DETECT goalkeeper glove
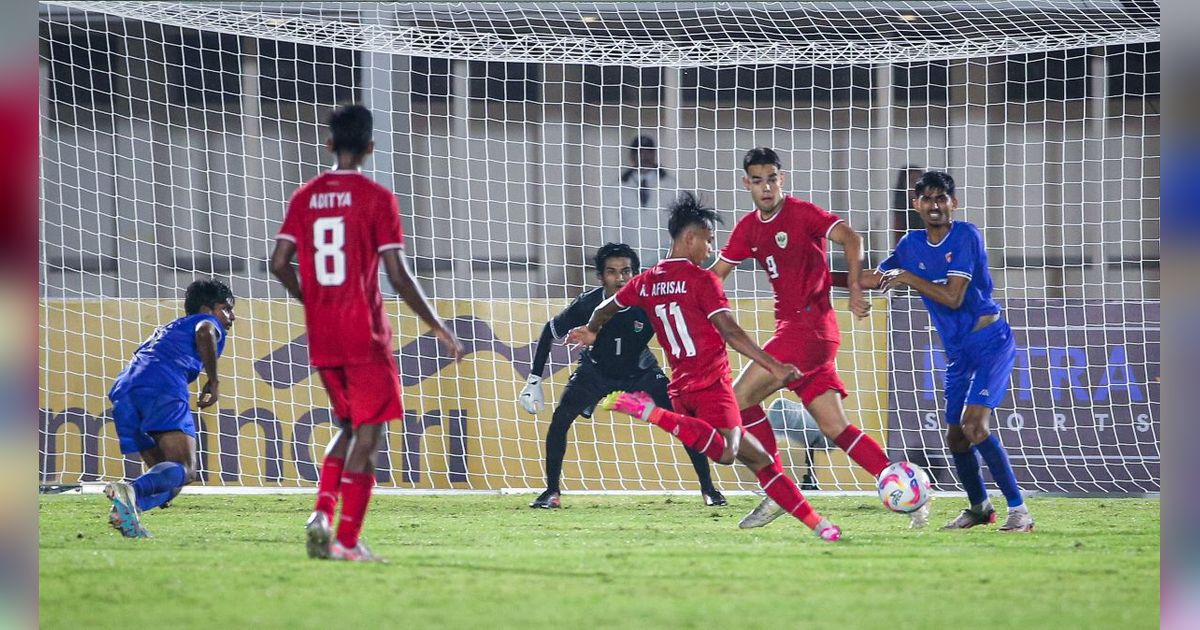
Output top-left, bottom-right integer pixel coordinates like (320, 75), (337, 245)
(518, 375), (545, 414)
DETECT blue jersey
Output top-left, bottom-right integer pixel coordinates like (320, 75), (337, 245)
(109, 313), (227, 401)
(878, 221), (1001, 354)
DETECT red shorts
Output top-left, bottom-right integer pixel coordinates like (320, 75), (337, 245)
(671, 378), (741, 430)
(317, 360), (404, 428)
(762, 323), (848, 407)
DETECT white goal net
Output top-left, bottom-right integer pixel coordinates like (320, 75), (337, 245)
(39, 1), (1160, 494)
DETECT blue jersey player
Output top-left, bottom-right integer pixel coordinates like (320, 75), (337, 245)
(869, 171), (1034, 532)
(104, 279), (236, 537)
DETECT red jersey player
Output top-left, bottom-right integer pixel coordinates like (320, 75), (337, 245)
(568, 192), (842, 542)
(709, 148), (923, 529)
(269, 104), (464, 562)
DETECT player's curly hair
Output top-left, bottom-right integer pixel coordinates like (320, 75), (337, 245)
(593, 243), (641, 275)
(742, 147), (783, 172)
(327, 103), (373, 155)
(185, 279), (235, 315)
(666, 191), (723, 239)
(914, 170), (957, 198)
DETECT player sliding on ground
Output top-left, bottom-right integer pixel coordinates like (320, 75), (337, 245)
(866, 170), (1034, 532)
(519, 242), (725, 509)
(104, 279), (236, 538)
(270, 104), (465, 561)
(568, 192), (842, 542)
(709, 148), (924, 528)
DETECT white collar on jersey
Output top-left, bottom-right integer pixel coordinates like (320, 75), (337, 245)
(755, 198), (789, 224)
(926, 220), (958, 248)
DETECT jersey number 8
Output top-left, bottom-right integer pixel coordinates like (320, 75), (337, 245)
(313, 216), (346, 286)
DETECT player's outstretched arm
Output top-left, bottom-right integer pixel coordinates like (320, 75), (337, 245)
(881, 271), (969, 309)
(528, 321), (556, 380)
(566, 296), (621, 347)
(828, 222), (870, 318)
(859, 270), (884, 290)
(269, 239), (303, 302)
(710, 311), (801, 384)
(518, 322), (556, 414)
(708, 258), (736, 281)
(194, 319), (222, 409)
(382, 249), (465, 361)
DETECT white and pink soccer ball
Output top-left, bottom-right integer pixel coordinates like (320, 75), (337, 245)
(876, 461), (933, 513)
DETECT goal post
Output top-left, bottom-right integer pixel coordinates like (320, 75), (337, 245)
(39, 1), (1160, 494)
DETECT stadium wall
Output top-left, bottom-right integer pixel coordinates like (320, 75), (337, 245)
(38, 296), (892, 490)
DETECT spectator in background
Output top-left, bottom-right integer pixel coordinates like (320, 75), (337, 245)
(614, 134), (676, 266)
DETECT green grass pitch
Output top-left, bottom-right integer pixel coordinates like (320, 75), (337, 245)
(39, 494), (1159, 629)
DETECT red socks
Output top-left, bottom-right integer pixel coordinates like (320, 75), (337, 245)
(647, 408), (727, 462)
(335, 471), (375, 548)
(740, 405), (781, 468)
(833, 424), (890, 477)
(314, 456), (344, 520)
(755, 464), (821, 529)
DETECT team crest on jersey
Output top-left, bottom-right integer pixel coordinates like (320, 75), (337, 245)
(945, 252), (953, 263)
(633, 321), (644, 332)
(775, 231), (788, 249)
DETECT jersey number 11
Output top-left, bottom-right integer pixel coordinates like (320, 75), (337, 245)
(654, 302), (696, 358)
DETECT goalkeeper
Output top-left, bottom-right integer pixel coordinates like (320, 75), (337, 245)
(518, 243), (724, 508)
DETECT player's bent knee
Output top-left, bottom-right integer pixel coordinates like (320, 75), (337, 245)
(548, 409), (577, 432)
(947, 437), (972, 454)
(735, 450), (770, 471)
(945, 427), (971, 453)
(819, 415), (850, 438)
(963, 423), (990, 445)
(733, 439), (772, 471)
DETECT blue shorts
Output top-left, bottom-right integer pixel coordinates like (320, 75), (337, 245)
(110, 388), (196, 454)
(943, 319), (1016, 425)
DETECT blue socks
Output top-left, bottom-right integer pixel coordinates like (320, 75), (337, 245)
(135, 486), (183, 512)
(131, 462), (188, 511)
(951, 449), (988, 507)
(975, 434), (1024, 508)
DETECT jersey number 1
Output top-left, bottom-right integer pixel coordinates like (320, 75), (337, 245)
(313, 217), (346, 286)
(654, 302), (696, 358)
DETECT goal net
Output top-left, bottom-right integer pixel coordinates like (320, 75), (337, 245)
(39, 1), (1160, 495)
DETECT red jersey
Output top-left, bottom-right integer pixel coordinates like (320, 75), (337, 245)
(718, 195), (843, 341)
(278, 170), (405, 367)
(614, 258), (732, 396)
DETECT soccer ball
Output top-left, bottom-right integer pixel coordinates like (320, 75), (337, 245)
(876, 461), (932, 513)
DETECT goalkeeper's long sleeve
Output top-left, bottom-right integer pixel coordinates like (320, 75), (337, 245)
(529, 321), (556, 378)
